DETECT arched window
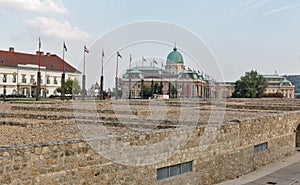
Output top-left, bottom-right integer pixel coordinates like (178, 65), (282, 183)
(296, 124), (300, 147)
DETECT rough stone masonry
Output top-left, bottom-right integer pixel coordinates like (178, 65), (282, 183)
(1, 98), (300, 185)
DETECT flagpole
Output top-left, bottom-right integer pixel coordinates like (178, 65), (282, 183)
(100, 49), (104, 100)
(141, 56), (145, 99)
(160, 61), (163, 95)
(36, 37), (41, 101)
(115, 53), (119, 99)
(82, 47), (86, 100)
(61, 41), (65, 100)
(151, 60), (154, 97)
(142, 56), (144, 71)
(129, 54), (132, 70)
(129, 54), (132, 100)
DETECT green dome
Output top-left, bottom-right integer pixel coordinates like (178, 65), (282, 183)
(167, 47), (184, 64)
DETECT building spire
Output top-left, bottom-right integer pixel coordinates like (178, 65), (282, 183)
(173, 42), (177, 51)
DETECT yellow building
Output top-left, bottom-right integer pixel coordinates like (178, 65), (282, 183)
(263, 74), (295, 99)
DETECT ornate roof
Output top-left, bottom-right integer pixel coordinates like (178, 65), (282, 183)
(166, 47), (184, 64)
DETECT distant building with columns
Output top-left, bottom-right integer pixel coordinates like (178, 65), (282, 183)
(219, 74), (295, 99)
(121, 47), (216, 99)
(263, 74), (295, 98)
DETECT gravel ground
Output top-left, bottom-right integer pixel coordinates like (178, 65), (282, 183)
(0, 99), (296, 146)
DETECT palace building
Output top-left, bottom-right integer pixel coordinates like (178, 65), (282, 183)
(263, 74), (295, 98)
(121, 47), (216, 99)
(220, 74), (295, 99)
(0, 47), (80, 98)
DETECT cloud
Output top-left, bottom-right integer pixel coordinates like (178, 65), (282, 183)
(236, 0), (270, 15)
(246, 0), (270, 10)
(26, 17), (92, 41)
(0, 0), (68, 14)
(262, 3), (300, 16)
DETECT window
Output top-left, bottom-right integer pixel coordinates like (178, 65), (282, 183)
(3, 74), (7, 83)
(54, 77), (58, 84)
(12, 74), (16, 83)
(131, 91), (135, 97)
(21, 74), (26, 83)
(254, 142), (268, 154)
(30, 75), (35, 84)
(47, 77), (50, 84)
(157, 161), (193, 180)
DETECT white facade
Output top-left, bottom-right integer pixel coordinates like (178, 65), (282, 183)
(0, 64), (79, 97)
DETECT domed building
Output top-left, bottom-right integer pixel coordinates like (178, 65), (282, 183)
(165, 47), (185, 74)
(121, 46), (216, 99)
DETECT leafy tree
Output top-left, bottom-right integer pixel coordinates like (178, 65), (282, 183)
(153, 83), (162, 95)
(232, 70), (268, 98)
(170, 84), (178, 98)
(56, 78), (81, 95)
(142, 85), (152, 99)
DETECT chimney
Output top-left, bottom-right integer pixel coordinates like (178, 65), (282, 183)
(46, 52), (51, 56)
(36, 51), (44, 55)
(9, 47), (14, 52)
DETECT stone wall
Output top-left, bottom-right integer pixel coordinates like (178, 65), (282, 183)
(1, 110), (300, 184)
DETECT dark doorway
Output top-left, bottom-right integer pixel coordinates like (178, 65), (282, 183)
(296, 124), (300, 147)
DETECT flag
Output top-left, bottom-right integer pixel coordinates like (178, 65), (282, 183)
(84, 45), (89, 53)
(102, 49), (105, 57)
(63, 41), (67, 52)
(153, 59), (157, 65)
(142, 56), (147, 62)
(117, 51), (122, 58)
(38, 37), (41, 50)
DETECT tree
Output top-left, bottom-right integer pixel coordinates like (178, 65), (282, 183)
(142, 85), (152, 99)
(232, 70), (268, 98)
(170, 84), (178, 98)
(56, 78), (81, 95)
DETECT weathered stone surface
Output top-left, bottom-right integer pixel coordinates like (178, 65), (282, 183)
(0, 99), (300, 184)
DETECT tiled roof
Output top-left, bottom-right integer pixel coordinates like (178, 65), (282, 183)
(0, 49), (80, 73)
(263, 75), (285, 79)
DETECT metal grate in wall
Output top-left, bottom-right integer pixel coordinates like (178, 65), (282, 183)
(254, 142), (268, 154)
(157, 161), (193, 180)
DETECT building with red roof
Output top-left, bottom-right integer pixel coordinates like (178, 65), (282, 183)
(0, 47), (80, 97)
